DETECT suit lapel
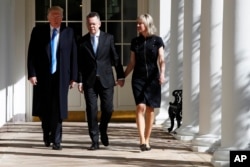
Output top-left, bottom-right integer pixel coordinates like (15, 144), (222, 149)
(86, 33), (93, 51)
(46, 25), (51, 61)
(97, 31), (104, 57)
(58, 26), (65, 54)
(85, 33), (96, 58)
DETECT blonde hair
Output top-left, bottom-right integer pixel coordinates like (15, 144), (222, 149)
(138, 14), (157, 35)
(47, 6), (63, 17)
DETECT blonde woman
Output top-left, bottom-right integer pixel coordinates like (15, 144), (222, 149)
(125, 14), (165, 151)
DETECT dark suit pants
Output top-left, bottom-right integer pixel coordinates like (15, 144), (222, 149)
(40, 72), (62, 145)
(84, 78), (114, 144)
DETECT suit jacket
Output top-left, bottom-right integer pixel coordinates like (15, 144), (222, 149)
(27, 24), (78, 119)
(78, 31), (124, 88)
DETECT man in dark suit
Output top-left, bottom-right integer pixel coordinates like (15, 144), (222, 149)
(78, 12), (125, 150)
(27, 6), (78, 150)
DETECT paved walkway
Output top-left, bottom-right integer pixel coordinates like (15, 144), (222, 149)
(0, 122), (213, 167)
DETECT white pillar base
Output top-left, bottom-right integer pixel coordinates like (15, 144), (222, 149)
(192, 134), (220, 152)
(174, 125), (198, 141)
(211, 147), (230, 167)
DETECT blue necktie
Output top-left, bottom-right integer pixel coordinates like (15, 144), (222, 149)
(92, 36), (98, 54)
(51, 28), (57, 74)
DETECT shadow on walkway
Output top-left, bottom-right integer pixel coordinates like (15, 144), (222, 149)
(0, 122), (213, 167)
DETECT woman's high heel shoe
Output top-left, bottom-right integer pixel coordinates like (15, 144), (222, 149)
(140, 144), (146, 151)
(145, 146), (151, 151)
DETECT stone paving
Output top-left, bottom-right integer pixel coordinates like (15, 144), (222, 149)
(0, 122), (213, 167)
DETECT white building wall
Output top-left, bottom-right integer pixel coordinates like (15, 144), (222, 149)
(0, 0), (26, 127)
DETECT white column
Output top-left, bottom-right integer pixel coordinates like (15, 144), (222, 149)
(0, 0), (10, 126)
(149, 0), (172, 125)
(212, 0), (250, 166)
(163, 0), (184, 130)
(175, 0), (201, 140)
(168, 0), (184, 95)
(192, 0), (223, 152)
(25, 0), (36, 121)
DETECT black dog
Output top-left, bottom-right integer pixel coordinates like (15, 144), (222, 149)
(168, 90), (182, 133)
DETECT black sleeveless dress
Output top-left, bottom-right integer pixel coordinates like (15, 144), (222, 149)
(130, 35), (164, 108)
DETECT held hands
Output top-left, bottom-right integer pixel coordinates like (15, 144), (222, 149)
(77, 79), (125, 93)
(69, 80), (76, 89)
(78, 83), (83, 93)
(116, 79), (125, 87)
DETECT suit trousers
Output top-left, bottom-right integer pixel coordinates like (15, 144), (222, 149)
(84, 77), (114, 144)
(40, 72), (62, 145)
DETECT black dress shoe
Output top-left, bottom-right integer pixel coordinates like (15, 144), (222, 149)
(87, 144), (99, 150)
(44, 137), (51, 147)
(52, 143), (62, 150)
(168, 127), (172, 133)
(43, 135), (51, 147)
(101, 133), (109, 146)
(44, 141), (51, 147)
